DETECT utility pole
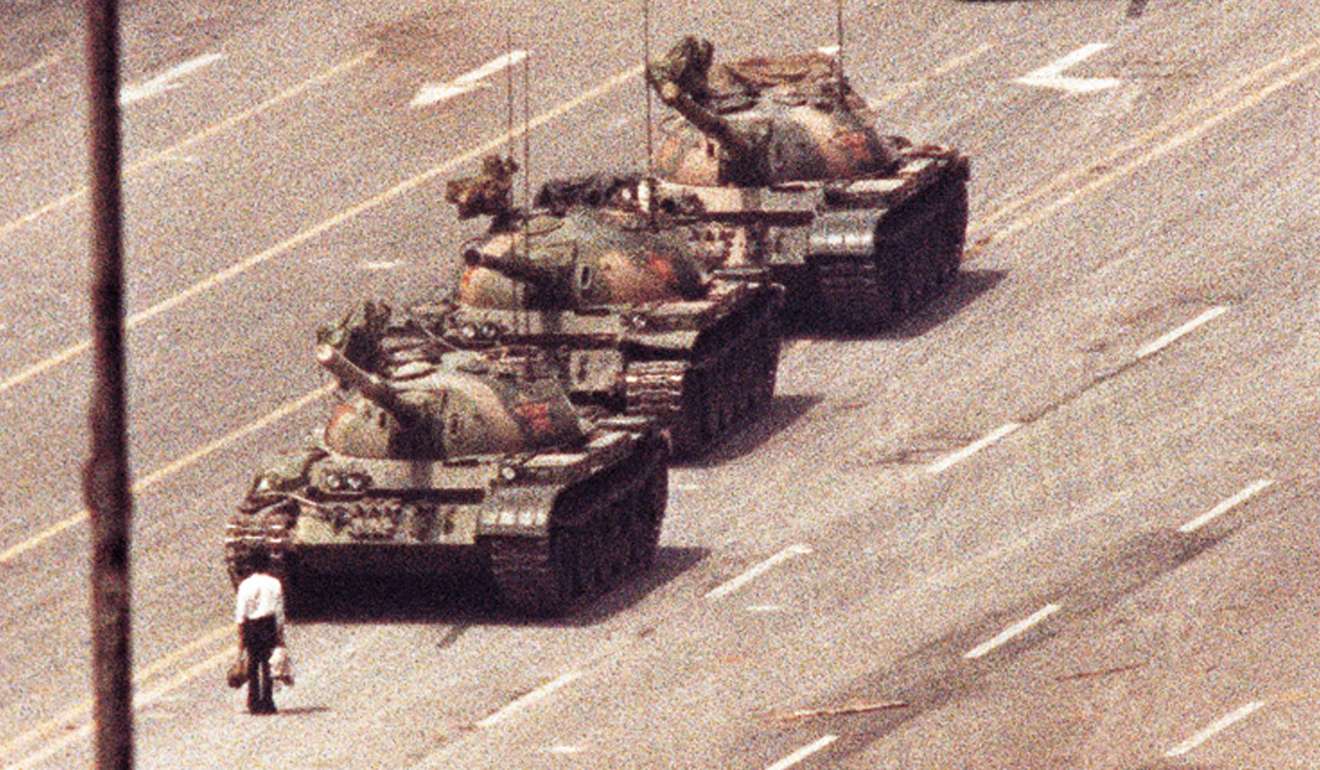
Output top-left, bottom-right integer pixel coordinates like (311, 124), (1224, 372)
(83, 0), (135, 767)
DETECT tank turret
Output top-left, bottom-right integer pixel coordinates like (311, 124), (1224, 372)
(646, 35), (901, 187)
(316, 344), (423, 424)
(454, 208), (709, 310)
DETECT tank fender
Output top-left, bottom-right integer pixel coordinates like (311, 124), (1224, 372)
(808, 209), (885, 260)
(478, 483), (559, 537)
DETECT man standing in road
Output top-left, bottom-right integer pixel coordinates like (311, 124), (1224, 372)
(234, 550), (284, 714)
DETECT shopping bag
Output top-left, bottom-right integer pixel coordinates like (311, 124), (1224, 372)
(270, 645), (295, 687)
(226, 649), (248, 689)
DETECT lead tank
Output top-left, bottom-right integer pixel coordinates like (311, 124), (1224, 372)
(223, 342), (669, 616)
(542, 36), (970, 330)
(417, 161), (784, 457)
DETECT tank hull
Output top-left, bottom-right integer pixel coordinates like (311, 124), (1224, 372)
(224, 416), (669, 616)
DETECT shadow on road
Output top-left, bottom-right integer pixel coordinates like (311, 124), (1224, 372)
(291, 545), (708, 628)
(269, 705), (332, 717)
(784, 268), (1007, 341)
(680, 393), (824, 469)
(747, 525), (1237, 765)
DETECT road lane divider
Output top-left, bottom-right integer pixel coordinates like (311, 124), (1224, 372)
(0, 49), (374, 245)
(411, 50), (527, 108)
(0, 625), (232, 765)
(975, 45), (1320, 249)
(0, 63), (641, 397)
(973, 36), (1320, 237)
(1135, 306), (1227, 360)
(927, 422), (1021, 475)
(705, 544), (813, 600)
(0, 383), (333, 565)
(473, 671), (584, 729)
(765, 735), (838, 770)
(964, 603), (1061, 659)
(1164, 700), (1265, 758)
(1178, 479), (1274, 534)
(119, 53), (225, 106)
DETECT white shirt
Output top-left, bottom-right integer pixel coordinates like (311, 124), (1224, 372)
(234, 572), (285, 629)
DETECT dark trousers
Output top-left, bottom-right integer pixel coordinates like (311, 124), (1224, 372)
(241, 614), (278, 713)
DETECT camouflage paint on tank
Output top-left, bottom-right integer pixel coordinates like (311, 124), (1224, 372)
(647, 38), (899, 187)
(456, 208), (708, 310)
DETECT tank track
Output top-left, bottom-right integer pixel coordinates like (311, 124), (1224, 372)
(484, 434), (669, 615)
(622, 303), (780, 457)
(814, 168), (968, 330)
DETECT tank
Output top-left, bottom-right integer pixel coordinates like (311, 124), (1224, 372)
(543, 35), (970, 330)
(415, 163), (784, 457)
(223, 342), (669, 616)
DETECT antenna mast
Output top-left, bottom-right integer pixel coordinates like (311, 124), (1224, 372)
(505, 27), (515, 161)
(835, 0), (845, 95)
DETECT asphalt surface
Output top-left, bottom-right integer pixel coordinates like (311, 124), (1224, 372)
(1, 0), (1317, 767)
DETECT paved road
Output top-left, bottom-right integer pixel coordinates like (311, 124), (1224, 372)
(0, 0), (1317, 767)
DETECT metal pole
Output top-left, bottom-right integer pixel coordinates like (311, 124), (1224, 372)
(83, 1), (135, 768)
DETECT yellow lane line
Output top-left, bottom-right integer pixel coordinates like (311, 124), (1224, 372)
(0, 54), (62, 91)
(0, 625), (231, 762)
(0, 49), (375, 243)
(0, 63), (642, 399)
(876, 43), (994, 104)
(0, 383), (333, 566)
(6, 643), (236, 770)
(983, 47), (1320, 245)
(972, 37), (1320, 236)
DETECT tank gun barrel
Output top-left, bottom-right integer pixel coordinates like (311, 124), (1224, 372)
(315, 344), (420, 422)
(645, 66), (755, 163)
(465, 249), (572, 296)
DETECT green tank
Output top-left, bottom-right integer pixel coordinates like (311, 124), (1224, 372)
(541, 35), (970, 330)
(419, 167), (784, 457)
(223, 342), (669, 616)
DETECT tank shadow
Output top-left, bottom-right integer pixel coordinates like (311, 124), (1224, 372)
(290, 546), (708, 628)
(783, 268), (1006, 341)
(747, 525), (1236, 765)
(680, 393), (824, 469)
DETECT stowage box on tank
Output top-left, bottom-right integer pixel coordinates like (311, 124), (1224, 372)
(224, 342), (669, 616)
(543, 35), (971, 331)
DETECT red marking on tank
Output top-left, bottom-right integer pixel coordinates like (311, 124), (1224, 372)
(647, 253), (677, 287)
(831, 130), (873, 169)
(513, 400), (554, 436)
(326, 401), (356, 433)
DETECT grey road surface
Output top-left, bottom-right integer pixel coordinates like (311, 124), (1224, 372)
(0, 0), (1316, 767)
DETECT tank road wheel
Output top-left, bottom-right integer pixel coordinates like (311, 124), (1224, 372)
(487, 530), (574, 616)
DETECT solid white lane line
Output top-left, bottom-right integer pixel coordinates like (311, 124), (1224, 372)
(474, 671), (583, 729)
(1135, 306), (1227, 359)
(1164, 700), (1265, 758)
(705, 544), (812, 600)
(1178, 479), (1275, 533)
(411, 50), (528, 108)
(927, 422), (1022, 475)
(964, 604), (1061, 659)
(1014, 43), (1121, 94)
(0, 54), (62, 90)
(120, 53), (225, 105)
(765, 735), (838, 770)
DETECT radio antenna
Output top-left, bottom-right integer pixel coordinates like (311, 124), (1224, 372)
(642, 0), (656, 223)
(835, 0), (846, 96)
(505, 27), (515, 161)
(520, 51), (532, 335)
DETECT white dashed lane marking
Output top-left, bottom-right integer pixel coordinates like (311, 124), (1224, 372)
(765, 735), (838, 770)
(705, 544), (812, 601)
(120, 53), (225, 105)
(927, 422), (1021, 474)
(1014, 43), (1121, 94)
(474, 671), (583, 729)
(411, 50), (528, 108)
(964, 604), (1061, 660)
(1165, 701), (1265, 758)
(1178, 479), (1274, 533)
(1135, 306), (1227, 359)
